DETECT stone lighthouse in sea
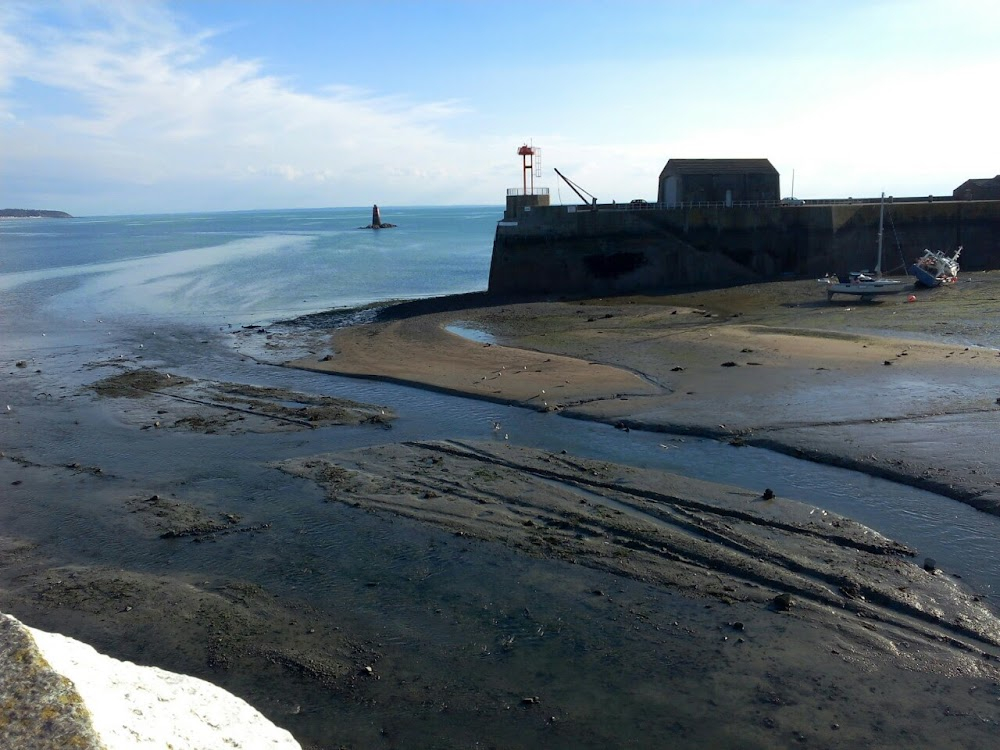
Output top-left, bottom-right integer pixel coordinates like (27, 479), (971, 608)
(365, 204), (396, 229)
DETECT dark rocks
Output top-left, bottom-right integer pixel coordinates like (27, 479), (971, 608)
(923, 557), (938, 573)
(761, 488), (775, 500)
(772, 593), (794, 611)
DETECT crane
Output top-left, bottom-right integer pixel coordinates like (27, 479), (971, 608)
(553, 168), (597, 207)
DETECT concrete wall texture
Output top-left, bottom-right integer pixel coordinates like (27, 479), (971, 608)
(488, 199), (1000, 297)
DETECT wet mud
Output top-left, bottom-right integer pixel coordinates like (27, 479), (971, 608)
(6, 278), (1000, 748)
(279, 440), (1000, 656)
(88, 366), (395, 434)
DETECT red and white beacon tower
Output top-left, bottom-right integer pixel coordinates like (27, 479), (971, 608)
(517, 144), (540, 194)
(505, 144), (550, 220)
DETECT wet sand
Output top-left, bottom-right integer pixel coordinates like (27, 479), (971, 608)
(289, 276), (1000, 513)
(4, 276), (1000, 748)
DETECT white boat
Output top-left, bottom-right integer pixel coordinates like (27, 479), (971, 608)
(822, 193), (906, 302)
(910, 246), (961, 288)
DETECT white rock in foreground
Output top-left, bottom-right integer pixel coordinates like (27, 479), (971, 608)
(4, 613), (301, 749)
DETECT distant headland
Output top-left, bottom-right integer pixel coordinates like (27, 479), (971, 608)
(0, 208), (73, 219)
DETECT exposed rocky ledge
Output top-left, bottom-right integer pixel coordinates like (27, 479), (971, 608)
(0, 612), (301, 749)
(0, 208), (73, 219)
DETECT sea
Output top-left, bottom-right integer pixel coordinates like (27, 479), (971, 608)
(0, 205), (499, 333)
(3, 206), (1000, 745)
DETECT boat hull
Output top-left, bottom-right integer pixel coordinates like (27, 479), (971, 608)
(826, 280), (906, 301)
(910, 263), (942, 288)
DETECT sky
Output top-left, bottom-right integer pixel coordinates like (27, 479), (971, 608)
(1, 0), (998, 216)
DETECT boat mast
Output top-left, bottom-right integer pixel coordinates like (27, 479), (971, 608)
(876, 192), (885, 276)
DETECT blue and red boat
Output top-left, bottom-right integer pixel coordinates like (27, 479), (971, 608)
(910, 247), (961, 288)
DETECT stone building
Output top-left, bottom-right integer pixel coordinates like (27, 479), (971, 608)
(657, 158), (779, 206)
(954, 176), (1000, 200)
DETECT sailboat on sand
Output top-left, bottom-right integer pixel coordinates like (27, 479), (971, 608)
(822, 193), (906, 302)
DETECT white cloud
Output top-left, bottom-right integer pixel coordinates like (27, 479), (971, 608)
(0, 1), (487, 213)
(1, 0), (997, 214)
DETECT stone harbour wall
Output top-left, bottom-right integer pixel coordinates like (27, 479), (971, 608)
(488, 199), (1000, 297)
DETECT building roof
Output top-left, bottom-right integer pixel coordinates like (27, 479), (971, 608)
(955, 175), (1000, 189)
(659, 158), (777, 179)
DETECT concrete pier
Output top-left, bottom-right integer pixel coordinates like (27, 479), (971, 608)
(488, 198), (1000, 297)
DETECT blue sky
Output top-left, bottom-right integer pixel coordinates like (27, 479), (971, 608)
(1, 0), (998, 215)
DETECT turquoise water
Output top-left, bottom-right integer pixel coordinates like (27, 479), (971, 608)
(0, 206), (500, 328)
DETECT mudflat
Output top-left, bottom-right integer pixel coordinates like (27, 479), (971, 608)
(4, 275), (1000, 749)
(291, 275), (1000, 512)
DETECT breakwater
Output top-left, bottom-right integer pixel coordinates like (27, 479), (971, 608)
(489, 198), (1000, 296)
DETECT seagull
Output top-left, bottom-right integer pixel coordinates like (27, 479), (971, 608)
(492, 421), (501, 431)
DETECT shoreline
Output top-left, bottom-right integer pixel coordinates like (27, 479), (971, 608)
(286, 277), (1000, 516)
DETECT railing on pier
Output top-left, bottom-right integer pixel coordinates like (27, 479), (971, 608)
(506, 187), (550, 197)
(591, 196), (955, 211)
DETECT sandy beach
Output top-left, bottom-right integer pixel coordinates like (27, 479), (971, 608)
(290, 276), (1000, 513)
(5, 275), (1000, 748)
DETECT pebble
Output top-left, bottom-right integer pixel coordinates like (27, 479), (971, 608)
(772, 593), (794, 611)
